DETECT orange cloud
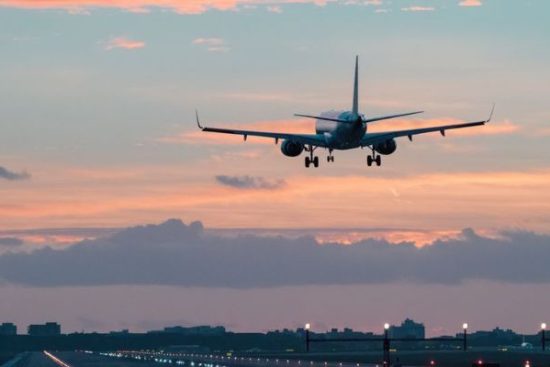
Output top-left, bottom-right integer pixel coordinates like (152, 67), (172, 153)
(0, 0), (332, 14)
(105, 36), (145, 50)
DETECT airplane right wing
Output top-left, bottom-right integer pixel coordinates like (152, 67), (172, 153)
(360, 106), (495, 147)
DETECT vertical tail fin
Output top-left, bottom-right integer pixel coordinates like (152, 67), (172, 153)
(352, 55), (359, 116)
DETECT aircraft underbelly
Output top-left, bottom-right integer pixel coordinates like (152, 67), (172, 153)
(316, 121), (365, 150)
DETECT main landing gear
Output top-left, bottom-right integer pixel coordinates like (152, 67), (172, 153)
(367, 148), (382, 167)
(305, 145), (319, 168)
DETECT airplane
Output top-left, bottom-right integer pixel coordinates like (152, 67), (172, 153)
(196, 56), (494, 168)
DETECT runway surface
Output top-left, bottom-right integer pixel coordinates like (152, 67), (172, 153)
(3, 351), (161, 366)
(3, 351), (376, 367)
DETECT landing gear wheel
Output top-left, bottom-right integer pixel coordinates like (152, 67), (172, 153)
(305, 157), (310, 168)
(327, 156), (331, 163)
(313, 156), (319, 168)
(367, 155), (373, 166)
(376, 155), (381, 166)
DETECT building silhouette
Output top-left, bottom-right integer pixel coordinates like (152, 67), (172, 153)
(27, 322), (61, 336)
(152, 326), (226, 336)
(389, 319), (425, 339)
(0, 323), (17, 336)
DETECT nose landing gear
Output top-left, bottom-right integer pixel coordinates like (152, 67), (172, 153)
(327, 149), (335, 163)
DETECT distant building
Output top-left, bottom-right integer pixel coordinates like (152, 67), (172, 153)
(28, 322), (61, 336)
(0, 323), (17, 335)
(389, 319), (425, 339)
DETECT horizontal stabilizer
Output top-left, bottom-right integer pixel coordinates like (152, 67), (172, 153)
(363, 111), (424, 123)
(294, 114), (349, 123)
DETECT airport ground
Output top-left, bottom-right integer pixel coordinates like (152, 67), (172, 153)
(3, 349), (550, 367)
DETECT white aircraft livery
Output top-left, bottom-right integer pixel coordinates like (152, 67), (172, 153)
(196, 56), (494, 168)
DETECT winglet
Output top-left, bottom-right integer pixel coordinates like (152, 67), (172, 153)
(486, 103), (495, 123)
(196, 109), (204, 130)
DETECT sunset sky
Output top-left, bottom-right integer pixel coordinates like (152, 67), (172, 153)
(0, 0), (549, 335)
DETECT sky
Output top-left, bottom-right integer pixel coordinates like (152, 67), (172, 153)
(0, 0), (549, 335)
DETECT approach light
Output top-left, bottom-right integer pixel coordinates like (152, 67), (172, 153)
(463, 323), (469, 330)
(541, 323), (547, 330)
(384, 323), (390, 330)
(305, 323), (311, 330)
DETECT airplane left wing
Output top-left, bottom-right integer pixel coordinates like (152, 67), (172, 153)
(196, 111), (328, 147)
(360, 106), (494, 147)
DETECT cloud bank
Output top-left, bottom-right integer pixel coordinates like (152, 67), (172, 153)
(0, 237), (23, 247)
(0, 219), (549, 288)
(0, 166), (30, 181)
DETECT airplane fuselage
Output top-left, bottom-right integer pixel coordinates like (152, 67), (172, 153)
(315, 111), (367, 150)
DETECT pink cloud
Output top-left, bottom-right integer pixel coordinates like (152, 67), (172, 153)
(267, 5), (282, 13)
(401, 6), (435, 12)
(459, 0), (482, 6)
(0, 0), (332, 14)
(105, 36), (145, 50)
(192, 38), (230, 52)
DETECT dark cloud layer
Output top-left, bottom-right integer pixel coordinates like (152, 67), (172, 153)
(215, 175), (286, 189)
(0, 166), (30, 181)
(0, 220), (549, 288)
(0, 237), (23, 247)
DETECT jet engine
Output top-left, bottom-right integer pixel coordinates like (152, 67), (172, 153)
(373, 139), (397, 155)
(281, 140), (304, 157)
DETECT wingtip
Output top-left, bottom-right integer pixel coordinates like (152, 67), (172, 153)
(487, 103), (496, 123)
(195, 109), (204, 129)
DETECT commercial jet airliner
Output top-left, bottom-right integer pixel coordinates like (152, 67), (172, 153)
(196, 57), (494, 168)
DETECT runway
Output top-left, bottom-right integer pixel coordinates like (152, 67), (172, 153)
(2, 351), (378, 367)
(2, 351), (159, 367)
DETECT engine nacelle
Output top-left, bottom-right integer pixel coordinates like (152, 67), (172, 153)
(280, 140), (304, 157)
(373, 139), (397, 155)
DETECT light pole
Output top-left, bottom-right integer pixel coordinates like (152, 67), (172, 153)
(541, 323), (546, 352)
(383, 323), (391, 367)
(462, 323), (468, 351)
(305, 323), (311, 353)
